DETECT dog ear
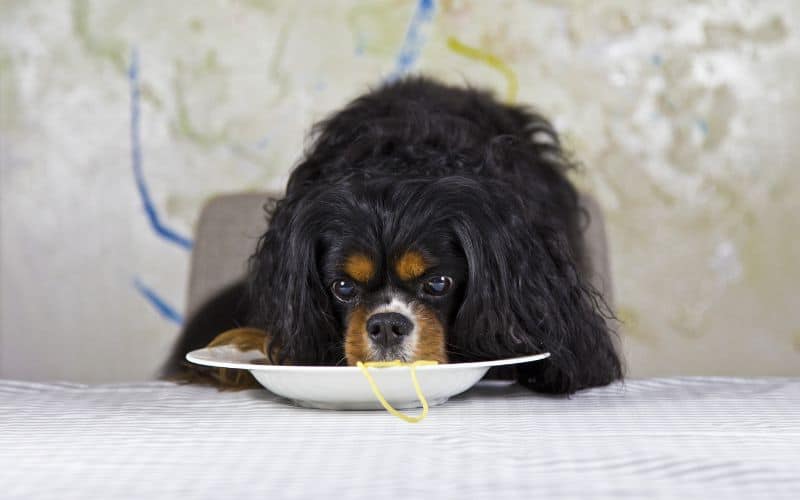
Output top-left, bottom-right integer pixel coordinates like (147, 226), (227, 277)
(438, 174), (622, 394)
(247, 191), (341, 365)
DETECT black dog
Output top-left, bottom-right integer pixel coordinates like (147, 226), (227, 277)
(165, 77), (623, 394)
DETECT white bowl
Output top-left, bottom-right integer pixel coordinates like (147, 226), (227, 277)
(187, 347), (550, 410)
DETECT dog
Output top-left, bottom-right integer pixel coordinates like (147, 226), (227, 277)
(164, 77), (623, 394)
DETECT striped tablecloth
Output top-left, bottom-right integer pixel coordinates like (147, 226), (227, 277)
(1, 378), (798, 499)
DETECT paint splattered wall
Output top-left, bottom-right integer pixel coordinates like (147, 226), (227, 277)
(1, 0), (798, 382)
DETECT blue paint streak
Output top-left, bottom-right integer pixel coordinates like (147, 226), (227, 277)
(354, 32), (366, 56)
(386, 0), (436, 82)
(133, 278), (184, 325)
(128, 48), (193, 251)
(650, 53), (663, 66)
(696, 118), (709, 135)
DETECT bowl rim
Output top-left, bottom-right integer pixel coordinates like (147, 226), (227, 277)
(186, 348), (550, 373)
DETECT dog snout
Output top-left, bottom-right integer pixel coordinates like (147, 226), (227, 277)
(366, 312), (413, 346)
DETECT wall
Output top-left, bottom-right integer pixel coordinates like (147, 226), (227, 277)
(1, 0), (798, 382)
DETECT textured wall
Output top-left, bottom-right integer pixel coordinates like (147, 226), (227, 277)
(1, 0), (798, 382)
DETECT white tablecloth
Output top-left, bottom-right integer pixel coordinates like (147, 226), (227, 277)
(1, 377), (798, 499)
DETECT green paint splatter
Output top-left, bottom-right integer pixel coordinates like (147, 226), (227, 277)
(227, 143), (273, 167)
(0, 52), (11, 75)
(616, 305), (639, 329)
(139, 82), (164, 110)
(241, 0), (277, 13)
(203, 50), (219, 72)
(189, 18), (204, 33)
(347, 0), (408, 56)
(71, 0), (127, 72)
(171, 60), (230, 148)
(668, 306), (708, 339)
(70, 0), (166, 111)
(616, 305), (657, 345)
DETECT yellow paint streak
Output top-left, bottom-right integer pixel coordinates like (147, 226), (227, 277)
(395, 250), (428, 281)
(446, 36), (519, 103)
(345, 253), (375, 283)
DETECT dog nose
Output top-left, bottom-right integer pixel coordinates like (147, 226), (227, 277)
(366, 313), (413, 344)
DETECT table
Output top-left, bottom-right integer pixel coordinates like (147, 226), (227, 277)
(1, 378), (798, 499)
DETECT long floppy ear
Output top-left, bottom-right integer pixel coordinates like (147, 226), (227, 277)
(247, 190), (341, 365)
(437, 175), (622, 394)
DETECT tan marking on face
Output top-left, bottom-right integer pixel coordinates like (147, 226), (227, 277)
(412, 304), (448, 364)
(395, 250), (428, 281)
(344, 306), (369, 365)
(344, 253), (375, 283)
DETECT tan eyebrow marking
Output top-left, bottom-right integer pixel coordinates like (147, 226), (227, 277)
(344, 253), (375, 283)
(395, 250), (428, 281)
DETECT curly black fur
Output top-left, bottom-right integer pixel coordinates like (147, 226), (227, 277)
(169, 77), (623, 394)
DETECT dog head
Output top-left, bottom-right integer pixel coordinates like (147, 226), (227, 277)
(246, 78), (622, 393)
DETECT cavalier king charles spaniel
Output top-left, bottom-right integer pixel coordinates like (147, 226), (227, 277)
(164, 77), (623, 394)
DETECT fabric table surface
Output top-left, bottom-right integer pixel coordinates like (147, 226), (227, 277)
(1, 377), (798, 500)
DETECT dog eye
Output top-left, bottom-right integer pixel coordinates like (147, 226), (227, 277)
(331, 279), (358, 302)
(423, 276), (453, 296)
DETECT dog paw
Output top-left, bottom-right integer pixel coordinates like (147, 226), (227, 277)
(203, 328), (272, 390)
(207, 327), (269, 353)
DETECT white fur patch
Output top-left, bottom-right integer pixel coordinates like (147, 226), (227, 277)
(366, 296), (419, 362)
